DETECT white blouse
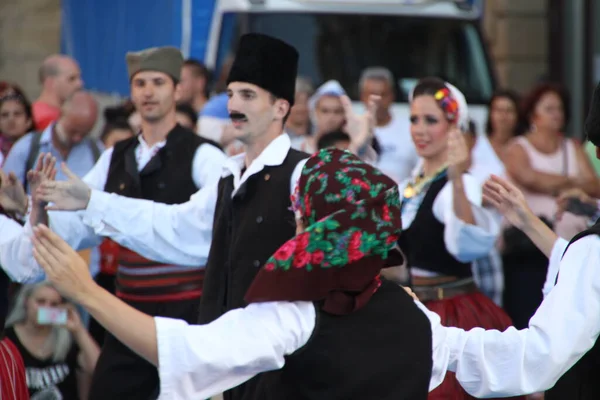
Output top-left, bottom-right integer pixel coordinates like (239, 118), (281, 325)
(399, 173), (500, 275)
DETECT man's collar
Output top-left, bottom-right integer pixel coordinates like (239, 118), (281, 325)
(39, 122), (55, 144)
(137, 134), (167, 150)
(223, 134), (292, 191)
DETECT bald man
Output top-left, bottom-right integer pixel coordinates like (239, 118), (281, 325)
(4, 90), (100, 190)
(2, 90), (102, 288)
(33, 54), (84, 131)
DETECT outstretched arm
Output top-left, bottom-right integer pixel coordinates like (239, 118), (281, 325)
(424, 234), (600, 397)
(32, 224), (315, 399)
(37, 162), (219, 266)
(483, 174), (558, 257)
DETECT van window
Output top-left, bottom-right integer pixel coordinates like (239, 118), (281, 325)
(215, 12), (495, 104)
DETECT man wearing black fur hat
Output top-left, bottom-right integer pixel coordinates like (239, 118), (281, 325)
(24, 33), (310, 399)
(25, 33), (379, 399)
(2, 46), (227, 399)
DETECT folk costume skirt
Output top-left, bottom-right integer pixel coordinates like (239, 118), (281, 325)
(418, 280), (526, 400)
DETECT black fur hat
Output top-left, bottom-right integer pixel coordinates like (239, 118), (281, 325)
(227, 33), (299, 105)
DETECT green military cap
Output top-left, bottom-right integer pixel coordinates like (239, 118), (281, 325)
(125, 46), (184, 82)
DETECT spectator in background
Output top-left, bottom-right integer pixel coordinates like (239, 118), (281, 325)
(468, 90), (519, 185)
(286, 76), (313, 150)
(3, 91), (102, 299)
(4, 282), (100, 399)
(3, 91), (101, 191)
(178, 59), (210, 113)
(306, 80), (378, 162)
(486, 89), (522, 159)
(32, 55), (84, 131)
(0, 81), (27, 99)
(176, 102), (199, 131)
(0, 94), (34, 166)
(501, 82), (599, 331)
(113, 99), (142, 133)
(504, 83), (600, 239)
(316, 130), (350, 151)
(128, 110), (142, 133)
(100, 121), (134, 150)
(360, 67), (417, 184)
(308, 80), (347, 150)
(98, 103), (138, 148)
(197, 92), (242, 155)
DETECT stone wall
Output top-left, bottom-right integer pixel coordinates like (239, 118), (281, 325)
(0, 0), (123, 136)
(0, 0), (61, 99)
(483, 0), (549, 93)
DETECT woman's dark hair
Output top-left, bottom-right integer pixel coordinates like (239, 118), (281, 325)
(411, 77), (448, 99)
(0, 94), (34, 133)
(103, 105), (134, 123)
(176, 102), (198, 127)
(100, 119), (134, 144)
(317, 130), (350, 150)
(0, 81), (26, 99)
(485, 89), (522, 136)
(467, 120), (477, 138)
(520, 82), (570, 130)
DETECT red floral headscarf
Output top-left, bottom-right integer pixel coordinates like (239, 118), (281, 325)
(245, 148), (402, 315)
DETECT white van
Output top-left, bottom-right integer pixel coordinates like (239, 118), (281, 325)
(204, 0), (495, 134)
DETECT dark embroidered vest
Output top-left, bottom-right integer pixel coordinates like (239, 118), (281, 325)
(398, 176), (472, 278)
(103, 124), (221, 302)
(199, 148), (308, 400)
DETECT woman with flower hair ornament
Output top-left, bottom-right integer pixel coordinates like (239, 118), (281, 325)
(397, 77), (520, 400)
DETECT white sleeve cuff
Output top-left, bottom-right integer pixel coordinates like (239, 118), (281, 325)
(156, 316), (190, 398)
(81, 189), (112, 232)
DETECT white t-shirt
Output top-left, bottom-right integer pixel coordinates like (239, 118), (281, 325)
(374, 116), (418, 184)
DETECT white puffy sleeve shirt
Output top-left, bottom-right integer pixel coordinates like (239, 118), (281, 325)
(152, 234), (600, 399)
(400, 173), (500, 265)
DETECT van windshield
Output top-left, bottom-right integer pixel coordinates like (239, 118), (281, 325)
(215, 12), (495, 104)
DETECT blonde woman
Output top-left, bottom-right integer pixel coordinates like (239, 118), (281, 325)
(5, 282), (100, 399)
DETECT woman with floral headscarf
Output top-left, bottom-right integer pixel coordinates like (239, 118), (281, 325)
(398, 77), (520, 400)
(28, 147), (600, 400)
(31, 148), (437, 399)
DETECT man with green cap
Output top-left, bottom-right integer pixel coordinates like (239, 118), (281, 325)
(23, 46), (226, 399)
(18, 33), (375, 399)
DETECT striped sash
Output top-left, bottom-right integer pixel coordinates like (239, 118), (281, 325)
(0, 338), (28, 400)
(115, 245), (204, 302)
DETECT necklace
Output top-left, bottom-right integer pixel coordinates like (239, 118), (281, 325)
(403, 164), (448, 200)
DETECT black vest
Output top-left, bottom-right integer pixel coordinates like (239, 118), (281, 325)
(102, 125), (220, 301)
(199, 148), (308, 324)
(103, 124), (216, 203)
(398, 176), (472, 278)
(545, 220), (600, 400)
(252, 280), (433, 400)
(199, 148), (308, 400)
